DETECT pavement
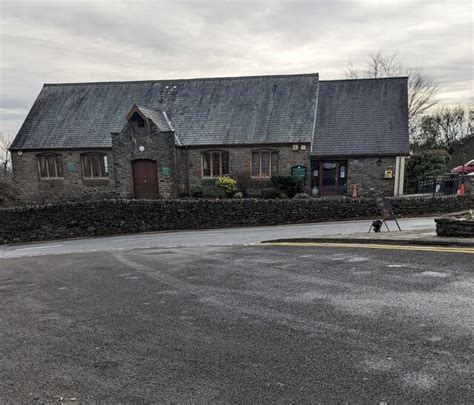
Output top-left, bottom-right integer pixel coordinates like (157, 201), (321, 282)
(0, 244), (472, 403)
(262, 228), (474, 248)
(1, 216), (436, 259)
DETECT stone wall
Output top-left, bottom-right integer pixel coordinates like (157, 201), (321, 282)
(1, 195), (471, 244)
(346, 156), (396, 196)
(112, 119), (179, 199)
(11, 150), (116, 202)
(184, 144), (312, 195)
(435, 217), (474, 237)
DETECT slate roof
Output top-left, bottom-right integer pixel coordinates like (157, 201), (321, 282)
(10, 74), (319, 150)
(133, 105), (174, 133)
(312, 77), (409, 156)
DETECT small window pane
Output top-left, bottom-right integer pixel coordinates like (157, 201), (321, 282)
(56, 155), (63, 177)
(252, 152), (260, 177)
(47, 156), (57, 177)
(222, 152), (229, 175)
(202, 153), (211, 177)
(83, 155), (91, 178)
(212, 152), (220, 177)
(103, 155), (109, 175)
(91, 155), (101, 177)
(271, 152), (279, 176)
(39, 156), (48, 178)
(261, 152), (270, 177)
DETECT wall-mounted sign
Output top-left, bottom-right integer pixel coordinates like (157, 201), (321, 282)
(67, 162), (76, 172)
(162, 166), (171, 176)
(292, 144), (299, 151)
(300, 145), (307, 151)
(384, 169), (393, 179)
(291, 165), (307, 178)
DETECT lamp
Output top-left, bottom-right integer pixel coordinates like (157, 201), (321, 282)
(377, 158), (382, 166)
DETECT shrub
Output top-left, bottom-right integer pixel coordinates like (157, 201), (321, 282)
(0, 179), (16, 207)
(271, 176), (304, 198)
(294, 192), (310, 199)
(261, 187), (282, 199)
(215, 176), (237, 198)
(203, 187), (227, 199)
(191, 186), (204, 198)
(406, 149), (451, 182)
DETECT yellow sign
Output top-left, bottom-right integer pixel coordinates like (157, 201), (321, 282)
(384, 169), (393, 179)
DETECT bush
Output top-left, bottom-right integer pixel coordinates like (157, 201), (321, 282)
(191, 186), (204, 198)
(294, 193), (309, 199)
(406, 149), (451, 182)
(261, 188), (282, 199)
(203, 188), (227, 199)
(215, 176), (237, 198)
(271, 176), (304, 198)
(0, 179), (16, 207)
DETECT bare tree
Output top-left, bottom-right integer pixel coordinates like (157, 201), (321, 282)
(346, 51), (438, 135)
(0, 132), (14, 177)
(412, 105), (472, 154)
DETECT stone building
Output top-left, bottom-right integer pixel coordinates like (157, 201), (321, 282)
(10, 73), (409, 201)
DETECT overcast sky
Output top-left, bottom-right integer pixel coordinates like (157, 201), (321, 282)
(1, 0), (472, 137)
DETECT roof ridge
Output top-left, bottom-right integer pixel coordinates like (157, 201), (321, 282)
(320, 76), (408, 83)
(135, 104), (163, 112)
(43, 72), (319, 87)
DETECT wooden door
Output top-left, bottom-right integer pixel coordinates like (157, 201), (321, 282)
(311, 160), (348, 196)
(132, 159), (159, 199)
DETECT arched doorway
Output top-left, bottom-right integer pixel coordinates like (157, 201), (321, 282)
(132, 159), (159, 199)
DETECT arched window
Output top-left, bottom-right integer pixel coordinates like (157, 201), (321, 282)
(201, 151), (229, 178)
(82, 153), (109, 179)
(251, 151), (279, 178)
(37, 154), (64, 179)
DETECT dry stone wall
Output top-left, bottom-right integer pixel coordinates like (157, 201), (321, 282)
(1, 195), (472, 244)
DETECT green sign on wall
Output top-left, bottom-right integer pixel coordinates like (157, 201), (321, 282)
(291, 165), (307, 178)
(67, 162), (76, 172)
(162, 166), (171, 176)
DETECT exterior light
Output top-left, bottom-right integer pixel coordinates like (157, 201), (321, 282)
(377, 158), (382, 166)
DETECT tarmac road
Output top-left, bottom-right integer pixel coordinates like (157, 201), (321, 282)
(0, 216), (435, 259)
(0, 243), (472, 403)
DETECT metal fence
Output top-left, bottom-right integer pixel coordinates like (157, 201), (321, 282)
(405, 174), (461, 196)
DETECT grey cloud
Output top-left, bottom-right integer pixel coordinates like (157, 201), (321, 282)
(1, 0), (472, 136)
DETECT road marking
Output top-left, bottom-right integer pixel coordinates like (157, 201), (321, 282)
(11, 244), (63, 252)
(252, 242), (474, 254)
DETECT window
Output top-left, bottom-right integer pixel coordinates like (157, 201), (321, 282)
(201, 151), (229, 178)
(130, 111), (145, 127)
(38, 154), (64, 179)
(82, 153), (109, 179)
(251, 151), (279, 178)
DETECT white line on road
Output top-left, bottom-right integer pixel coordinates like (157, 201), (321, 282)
(11, 244), (63, 252)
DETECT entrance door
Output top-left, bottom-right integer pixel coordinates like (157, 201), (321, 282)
(311, 160), (348, 196)
(132, 159), (159, 199)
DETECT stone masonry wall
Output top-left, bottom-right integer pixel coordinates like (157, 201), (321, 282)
(11, 150), (116, 202)
(435, 217), (474, 237)
(1, 195), (471, 244)
(112, 119), (179, 198)
(346, 156), (397, 196)
(185, 144), (312, 195)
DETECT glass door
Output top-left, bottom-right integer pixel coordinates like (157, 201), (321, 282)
(311, 160), (348, 196)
